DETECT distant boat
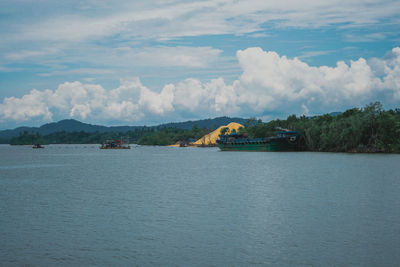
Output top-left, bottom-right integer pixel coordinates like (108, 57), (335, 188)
(32, 144), (44, 149)
(217, 130), (301, 152)
(100, 139), (130, 149)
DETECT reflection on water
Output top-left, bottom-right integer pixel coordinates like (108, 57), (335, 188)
(1, 144), (399, 266)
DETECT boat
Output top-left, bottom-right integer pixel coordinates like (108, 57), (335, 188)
(216, 130), (301, 151)
(32, 144), (44, 149)
(100, 139), (130, 149)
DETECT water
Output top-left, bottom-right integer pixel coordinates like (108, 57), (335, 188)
(1, 144), (399, 266)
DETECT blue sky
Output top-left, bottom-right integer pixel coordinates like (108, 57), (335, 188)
(0, 0), (400, 129)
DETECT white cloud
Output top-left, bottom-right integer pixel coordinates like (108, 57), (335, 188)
(1, 47), (400, 124)
(1, 0), (398, 92)
(0, 66), (22, 72)
(114, 46), (222, 68)
(299, 50), (334, 59)
(0, 89), (53, 121)
(4, 48), (59, 61)
(70, 104), (91, 119)
(234, 47), (384, 111)
(138, 82), (174, 115)
(173, 78), (208, 112)
(0, 79), (173, 123)
(4, 46), (223, 73)
(381, 47), (400, 99)
(344, 32), (388, 43)
(39, 68), (115, 77)
(171, 77), (239, 116)
(248, 32), (269, 38)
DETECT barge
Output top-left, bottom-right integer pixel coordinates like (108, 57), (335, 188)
(217, 131), (301, 151)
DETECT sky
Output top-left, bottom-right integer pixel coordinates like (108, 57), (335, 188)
(0, 0), (399, 129)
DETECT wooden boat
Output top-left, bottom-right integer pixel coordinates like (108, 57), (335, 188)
(32, 144), (44, 149)
(100, 139), (130, 149)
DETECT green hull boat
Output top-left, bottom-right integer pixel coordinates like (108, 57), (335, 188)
(217, 131), (301, 152)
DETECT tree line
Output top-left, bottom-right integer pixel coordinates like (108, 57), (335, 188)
(242, 102), (400, 152)
(9, 124), (212, 146)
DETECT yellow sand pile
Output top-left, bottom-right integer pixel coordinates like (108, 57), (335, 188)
(192, 122), (244, 146)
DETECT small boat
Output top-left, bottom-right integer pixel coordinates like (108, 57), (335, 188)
(32, 144), (44, 149)
(100, 139), (130, 149)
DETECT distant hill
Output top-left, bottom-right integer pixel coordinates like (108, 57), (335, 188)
(0, 117), (248, 142)
(0, 119), (137, 140)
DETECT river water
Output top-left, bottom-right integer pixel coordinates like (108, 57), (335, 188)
(0, 144), (399, 266)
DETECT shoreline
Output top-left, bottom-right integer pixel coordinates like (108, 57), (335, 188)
(4, 143), (399, 154)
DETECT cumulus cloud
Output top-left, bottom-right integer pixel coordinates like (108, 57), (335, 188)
(171, 77), (239, 116)
(1, 47), (400, 124)
(234, 47), (384, 112)
(0, 89), (53, 121)
(0, 79), (172, 123)
(139, 84), (174, 115)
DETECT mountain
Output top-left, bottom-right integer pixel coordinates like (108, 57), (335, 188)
(0, 117), (248, 142)
(0, 119), (137, 141)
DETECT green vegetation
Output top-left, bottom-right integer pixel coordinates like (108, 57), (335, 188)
(243, 102), (400, 153)
(10, 131), (48, 145)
